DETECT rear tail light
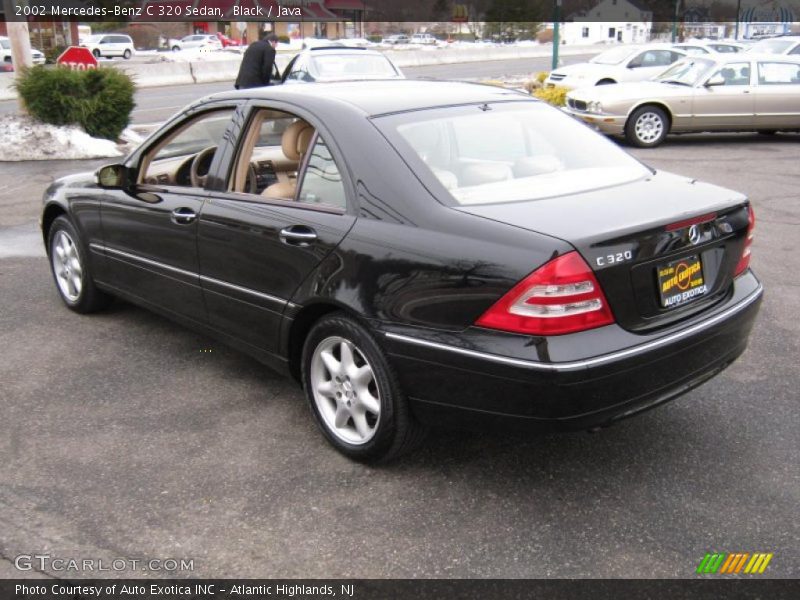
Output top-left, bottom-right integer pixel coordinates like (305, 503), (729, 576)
(734, 204), (755, 277)
(476, 251), (615, 336)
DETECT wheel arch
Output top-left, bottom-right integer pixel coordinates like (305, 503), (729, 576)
(627, 101), (674, 132)
(41, 203), (68, 248)
(285, 300), (364, 382)
(595, 78), (617, 85)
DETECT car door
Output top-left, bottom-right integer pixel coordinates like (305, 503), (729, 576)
(98, 105), (239, 324)
(753, 60), (800, 129)
(692, 61), (755, 130)
(196, 104), (356, 355)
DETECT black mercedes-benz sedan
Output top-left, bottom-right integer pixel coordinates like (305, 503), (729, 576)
(41, 81), (762, 462)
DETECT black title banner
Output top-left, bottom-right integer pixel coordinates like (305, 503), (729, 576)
(2, 0), (799, 23)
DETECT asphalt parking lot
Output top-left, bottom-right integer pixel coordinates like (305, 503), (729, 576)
(0, 132), (798, 579)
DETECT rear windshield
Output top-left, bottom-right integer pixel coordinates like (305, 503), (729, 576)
(309, 54), (398, 79)
(748, 39), (795, 54)
(375, 102), (650, 206)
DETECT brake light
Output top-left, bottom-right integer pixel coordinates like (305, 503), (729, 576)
(734, 204), (755, 277)
(476, 251), (615, 336)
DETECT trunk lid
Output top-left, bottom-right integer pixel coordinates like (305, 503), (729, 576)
(455, 170), (751, 333)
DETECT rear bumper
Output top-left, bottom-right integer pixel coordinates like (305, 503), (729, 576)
(380, 272), (762, 432)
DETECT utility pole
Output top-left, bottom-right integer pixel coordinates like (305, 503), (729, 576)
(734, 0), (742, 40)
(552, 0), (561, 70)
(3, 0), (34, 112)
(671, 0), (681, 43)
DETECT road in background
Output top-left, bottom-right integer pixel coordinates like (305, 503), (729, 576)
(0, 54), (594, 125)
(0, 133), (798, 578)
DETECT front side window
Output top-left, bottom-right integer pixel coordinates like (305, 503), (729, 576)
(711, 62), (751, 86)
(139, 109), (235, 188)
(378, 102), (650, 206)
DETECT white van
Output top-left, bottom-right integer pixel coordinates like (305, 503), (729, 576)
(80, 34), (135, 59)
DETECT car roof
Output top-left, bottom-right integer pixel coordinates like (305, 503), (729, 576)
(205, 80), (530, 116)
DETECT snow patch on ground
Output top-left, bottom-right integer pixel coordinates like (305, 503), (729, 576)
(0, 115), (124, 161)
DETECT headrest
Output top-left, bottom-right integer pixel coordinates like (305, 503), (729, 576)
(460, 163), (513, 187)
(513, 156), (564, 177)
(282, 120), (314, 161)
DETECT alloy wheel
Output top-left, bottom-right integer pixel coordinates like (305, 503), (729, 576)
(310, 336), (381, 445)
(51, 230), (82, 302)
(634, 111), (664, 144)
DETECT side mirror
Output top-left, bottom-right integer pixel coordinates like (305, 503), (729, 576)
(705, 74), (725, 87)
(627, 61), (642, 69)
(96, 164), (129, 189)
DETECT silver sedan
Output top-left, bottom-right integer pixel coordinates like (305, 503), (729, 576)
(564, 53), (800, 147)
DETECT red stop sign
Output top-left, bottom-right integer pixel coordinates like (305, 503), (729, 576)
(56, 46), (98, 70)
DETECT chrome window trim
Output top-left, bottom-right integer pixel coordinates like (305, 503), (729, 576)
(385, 284), (763, 372)
(90, 243), (295, 308)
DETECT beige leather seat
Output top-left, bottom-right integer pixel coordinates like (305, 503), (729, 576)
(262, 120), (314, 198)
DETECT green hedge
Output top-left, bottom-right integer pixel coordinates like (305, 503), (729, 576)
(15, 66), (135, 140)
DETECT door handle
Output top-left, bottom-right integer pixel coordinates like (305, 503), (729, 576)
(279, 226), (317, 246)
(171, 207), (197, 225)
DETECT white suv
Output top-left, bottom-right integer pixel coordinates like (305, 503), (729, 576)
(80, 34), (135, 59)
(0, 36), (46, 65)
(411, 33), (436, 45)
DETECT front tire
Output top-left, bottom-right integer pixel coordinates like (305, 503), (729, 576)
(625, 105), (669, 148)
(92, 49), (101, 58)
(47, 216), (111, 313)
(172, 45), (180, 52)
(301, 313), (425, 462)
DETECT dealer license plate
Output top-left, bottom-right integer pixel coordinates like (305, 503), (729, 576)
(657, 255), (708, 309)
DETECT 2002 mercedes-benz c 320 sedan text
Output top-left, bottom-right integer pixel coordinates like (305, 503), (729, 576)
(41, 81), (762, 462)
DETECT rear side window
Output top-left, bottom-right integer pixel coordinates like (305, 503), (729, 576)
(758, 62), (800, 84)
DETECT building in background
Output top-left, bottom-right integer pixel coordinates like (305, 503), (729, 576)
(550, 0), (653, 45)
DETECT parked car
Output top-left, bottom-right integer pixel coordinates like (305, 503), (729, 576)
(745, 35), (800, 55)
(215, 32), (241, 47)
(410, 33), (437, 45)
(673, 41), (745, 54)
(41, 80), (762, 461)
(170, 34), (223, 52)
(564, 54), (800, 147)
(0, 36), (46, 65)
(80, 34), (135, 59)
(383, 34), (410, 45)
(546, 45), (687, 89)
(280, 47), (403, 83)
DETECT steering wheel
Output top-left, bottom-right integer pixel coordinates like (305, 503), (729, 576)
(190, 146), (217, 188)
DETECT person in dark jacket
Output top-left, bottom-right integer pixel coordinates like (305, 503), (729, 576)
(235, 32), (279, 89)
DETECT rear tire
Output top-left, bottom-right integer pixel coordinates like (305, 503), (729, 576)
(47, 216), (112, 314)
(301, 312), (426, 463)
(123, 49), (131, 59)
(625, 105), (669, 148)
